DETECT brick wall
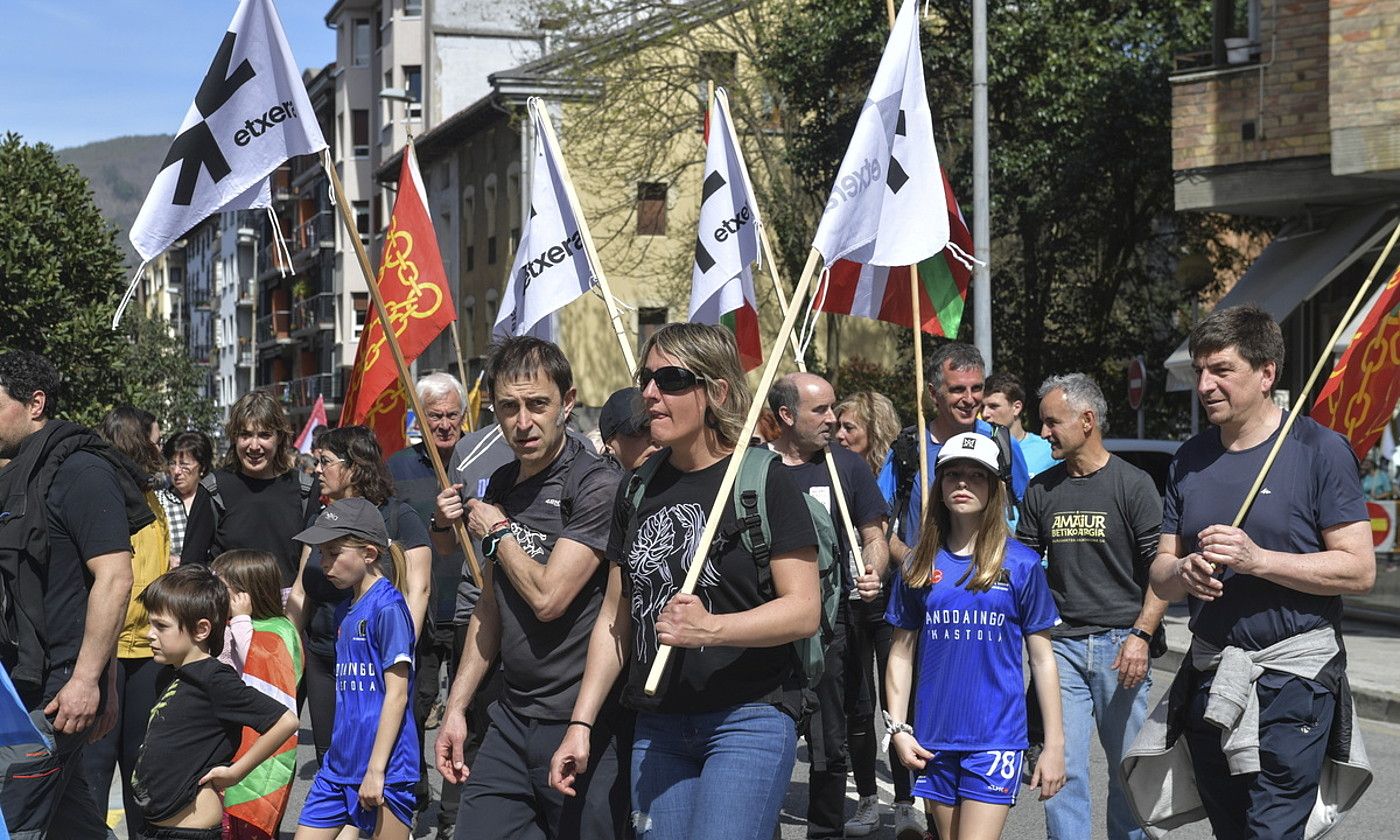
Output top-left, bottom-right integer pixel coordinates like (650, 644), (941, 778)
(1329, 0), (1400, 174)
(1172, 0), (1331, 171)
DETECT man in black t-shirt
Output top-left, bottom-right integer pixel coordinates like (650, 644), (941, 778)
(433, 338), (626, 840)
(0, 351), (137, 839)
(768, 372), (889, 840)
(1145, 306), (1374, 838)
(207, 390), (318, 585)
(1016, 374), (1164, 840)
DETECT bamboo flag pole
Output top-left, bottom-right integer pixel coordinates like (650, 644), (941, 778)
(881, 0), (931, 517)
(321, 151), (485, 588)
(1228, 220), (1400, 530)
(645, 248), (824, 695)
(530, 100), (638, 373)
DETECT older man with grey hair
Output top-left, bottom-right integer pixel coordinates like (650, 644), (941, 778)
(1015, 373), (1167, 840)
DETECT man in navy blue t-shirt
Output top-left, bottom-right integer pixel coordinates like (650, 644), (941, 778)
(1149, 305), (1374, 839)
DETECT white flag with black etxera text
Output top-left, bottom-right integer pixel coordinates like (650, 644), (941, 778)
(688, 88), (764, 370)
(811, 0), (946, 268)
(493, 99), (595, 340)
(123, 0), (325, 323)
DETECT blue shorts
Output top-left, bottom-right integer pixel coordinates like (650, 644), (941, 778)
(298, 775), (416, 832)
(913, 749), (1023, 806)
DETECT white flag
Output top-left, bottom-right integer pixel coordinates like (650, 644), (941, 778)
(129, 0), (326, 264)
(688, 88), (761, 328)
(494, 99), (595, 340)
(811, 0), (946, 268)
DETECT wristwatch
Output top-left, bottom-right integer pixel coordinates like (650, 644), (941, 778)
(482, 524), (514, 560)
(1128, 627), (1153, 645)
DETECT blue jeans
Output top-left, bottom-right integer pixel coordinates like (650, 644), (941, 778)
(1043, 629), (1149, 840)
(632, 703), (796, 840)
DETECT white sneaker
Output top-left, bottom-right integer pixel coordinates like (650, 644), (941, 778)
(893, 802), (924, 840)
(843, 794), (879, 837)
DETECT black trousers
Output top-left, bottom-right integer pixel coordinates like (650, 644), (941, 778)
(304, 645), (337, 764)
(453, 701), (631, 840)
(83, 655), (164, 836)
(804, 602), (850, 839)
(845, 598), (913, 803)
(1184, 671), (1336, 840)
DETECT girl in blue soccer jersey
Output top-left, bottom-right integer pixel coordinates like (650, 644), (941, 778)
(291, 498), (420, 840)
(885, 433), (1066, 840)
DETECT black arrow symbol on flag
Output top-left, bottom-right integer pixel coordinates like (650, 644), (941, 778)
(162, 31), (257, 206)
(887, 109), (909, 194)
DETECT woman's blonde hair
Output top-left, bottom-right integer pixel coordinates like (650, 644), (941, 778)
(835, 391), (901, 475)
(637, 323), (751, 449)
(905, 460), (1011, 592)
(326, 536), (408, 594)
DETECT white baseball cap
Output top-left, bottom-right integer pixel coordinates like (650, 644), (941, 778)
(936, 432), (1000, 474)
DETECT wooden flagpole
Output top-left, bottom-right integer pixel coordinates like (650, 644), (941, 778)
(1228, 220), (1400, 530)
(646, 248), (823, 695)
(321, 151), (485, 588)
(529, 100), (638, 373)
(882, 0), (930, 517)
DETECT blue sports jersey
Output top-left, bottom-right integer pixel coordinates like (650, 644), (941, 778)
(886, 540), (1059, 750)
(321, 577), (420, 785)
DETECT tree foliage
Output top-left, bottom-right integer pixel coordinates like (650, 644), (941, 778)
(762, 0), (1262, 435)
(0, 133), (218, 433)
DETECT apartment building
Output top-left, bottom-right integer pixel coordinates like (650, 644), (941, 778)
(1165, 0), (1400, 399)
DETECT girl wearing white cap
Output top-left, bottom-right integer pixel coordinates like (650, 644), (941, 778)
(884, 432), (1066, 840)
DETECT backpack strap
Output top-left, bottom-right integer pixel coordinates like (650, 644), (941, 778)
(889, 425), (920, 537)
(733, 447), (777, 598)
(201, 472), (223, 517)
(620, 448), (670, 555)
(298, 470), (318, 520)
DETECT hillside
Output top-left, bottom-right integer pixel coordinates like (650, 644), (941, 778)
(57, 134), (173, 269)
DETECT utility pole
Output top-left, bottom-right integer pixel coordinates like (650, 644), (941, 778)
(972, 0), (992, 370)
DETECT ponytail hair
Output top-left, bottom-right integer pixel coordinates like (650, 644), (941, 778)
(328, 536), (408, 594)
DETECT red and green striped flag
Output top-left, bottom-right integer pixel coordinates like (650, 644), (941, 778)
(815, 167), (973, 336)
(223, 616), (303, 840)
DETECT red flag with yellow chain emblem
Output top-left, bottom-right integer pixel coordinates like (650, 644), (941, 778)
(1312, 267), (1400, 460)
(340, 142), (455, 455)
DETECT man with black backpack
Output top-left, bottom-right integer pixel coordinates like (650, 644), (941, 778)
(768, 373), (889, 840)
(0, 350), (147, 839)
(431, 337), (628, 840)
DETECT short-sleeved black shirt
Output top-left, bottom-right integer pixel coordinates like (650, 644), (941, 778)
(1163, 416), (1368, 650)
(611, 452), (818, 714)
(486, 437), (622, 720)
(300, 497), (430, 658)
(41, 451), (132, 702)
(210, 469), (314, 587)
(130, 657), (287, 823)
(780, 445), (890, 591)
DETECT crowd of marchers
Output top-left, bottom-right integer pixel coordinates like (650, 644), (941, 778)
(0, 304), (1374, 840)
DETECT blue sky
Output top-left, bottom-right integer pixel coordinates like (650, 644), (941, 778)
(1, 1), (337, 150)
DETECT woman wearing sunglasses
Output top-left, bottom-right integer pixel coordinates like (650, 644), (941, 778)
(548, 323), (820, 840)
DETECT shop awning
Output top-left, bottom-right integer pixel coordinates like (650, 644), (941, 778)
(1165, 205), (1398, 392)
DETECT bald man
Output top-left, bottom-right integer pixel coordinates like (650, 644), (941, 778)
(768, 372), (890, 839)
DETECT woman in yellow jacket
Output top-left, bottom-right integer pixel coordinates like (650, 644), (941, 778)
(84, 406), (171, 838)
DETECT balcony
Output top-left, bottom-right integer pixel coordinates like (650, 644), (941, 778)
(236, 337), (255, 368)
(287, 372), (343, 408)
(295, 212), (336, 254)
(236, 277), (255, 308)
(256, 310), (293, 347)
(257, 237), (295, 278)
(292, 293), (336, 335)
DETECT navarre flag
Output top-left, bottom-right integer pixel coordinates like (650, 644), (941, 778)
(223, 616), (303, 840)
(1312, 267), (1400, 460)
(294, 394), (327, 454)
(811, 0), (946, 269)
(122, 0), (326, 325)
(689, 88), (763, 371)
(494, 98), (596, 339)
(816, 167), (973, 336)
(341, 142), (455, 457)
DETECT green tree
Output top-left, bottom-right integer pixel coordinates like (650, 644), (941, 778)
(763, 1), (1259, 436)
(0, 132), (217, 433)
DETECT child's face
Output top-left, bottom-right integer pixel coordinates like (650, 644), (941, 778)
(147, 610), (205, 665)
(320, 540), (373, 590)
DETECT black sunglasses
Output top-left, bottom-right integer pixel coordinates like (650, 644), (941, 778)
(638, 366), (707, 394)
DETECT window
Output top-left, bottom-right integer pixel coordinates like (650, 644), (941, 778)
(352, 293), (369, 338)
(484, 175), (498, 263)
(463, 186), (476, 272)
(506, 164), (522, 250)
(353, 200), (369, 244)
(637, 307), (668, 356)
(351, 18), (370, 66)
(403, 0), (423, 16)
(636, 182), (668, 236)
(383, 71), (394, 124)
(1212, 0), (1260, 65)
(351, 109), (369, 157)
(697, 51), (738, 123)
(403, 66), (422, 120)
